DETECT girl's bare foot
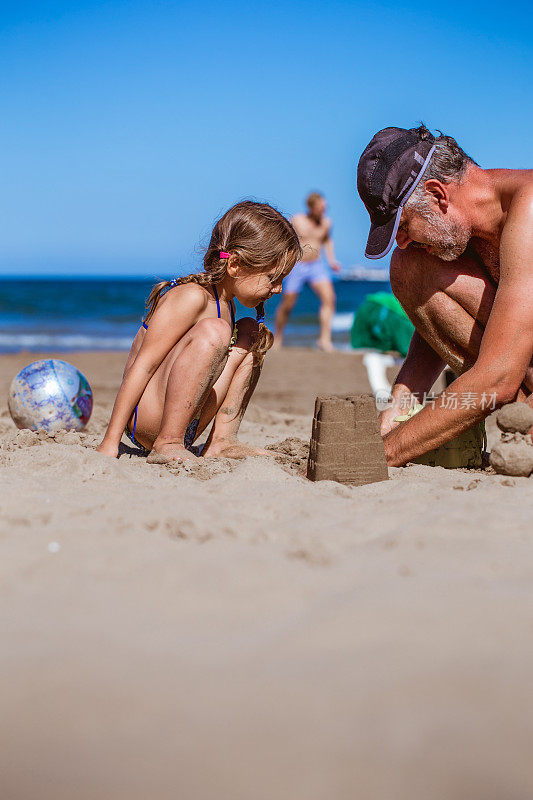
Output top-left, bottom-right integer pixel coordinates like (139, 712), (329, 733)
(96, 441), (119, 458)
(147, 443), (197, 464)
(203, 439), (271, 459)
(316, 338), (335, 352)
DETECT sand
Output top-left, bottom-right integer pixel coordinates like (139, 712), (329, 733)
(1, 347), (533, 800)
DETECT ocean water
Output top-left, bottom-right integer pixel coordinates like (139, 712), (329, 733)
(0, 276), (391, 353)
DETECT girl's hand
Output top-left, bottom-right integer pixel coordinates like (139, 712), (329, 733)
(96, 440), (119, 458)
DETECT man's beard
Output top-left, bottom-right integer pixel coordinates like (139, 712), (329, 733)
(414, 204), (471, 262)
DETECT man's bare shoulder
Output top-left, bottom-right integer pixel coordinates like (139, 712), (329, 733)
(504, 180), (533, 233)
(489, 180), (533, 282)
(487, 167), (533, 180)
(290, 212), (307, 225)
(290, 213), (309, 234)
(489, 168), (533, 202)
(511, 179), (533, 206)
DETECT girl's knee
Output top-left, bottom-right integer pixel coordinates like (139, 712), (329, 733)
(193, 317), (232, 351)
(191, 319), (232, 354)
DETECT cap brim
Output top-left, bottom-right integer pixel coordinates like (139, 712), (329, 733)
(363, 142), (436, 260)
(364, 206), (403, 260)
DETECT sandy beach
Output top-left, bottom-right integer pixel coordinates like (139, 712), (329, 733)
(2, 347), (533, 800)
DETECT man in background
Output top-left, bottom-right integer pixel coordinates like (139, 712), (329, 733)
(275, 192), (340, 351)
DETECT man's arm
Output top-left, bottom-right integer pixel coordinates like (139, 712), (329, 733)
(290, 214), (304, 239)
(382, 186), (533, 466)
(323, 222), (341, 272)
(379, 331), (445, 434)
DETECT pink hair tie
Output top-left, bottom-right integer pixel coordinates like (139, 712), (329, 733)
(219, 251), (231, 259)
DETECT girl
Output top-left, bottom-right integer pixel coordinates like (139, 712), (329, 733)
(97, 201), (302, 462)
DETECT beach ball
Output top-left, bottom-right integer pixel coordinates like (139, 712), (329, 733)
(8, 359), (93, 433)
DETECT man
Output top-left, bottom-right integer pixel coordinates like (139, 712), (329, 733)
(275, 192), (340, 351)
(357, 124), (533, 466)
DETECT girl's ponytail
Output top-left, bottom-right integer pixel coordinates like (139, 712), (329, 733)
(144, 280), (173, 323)
(251, 302), (274, 363)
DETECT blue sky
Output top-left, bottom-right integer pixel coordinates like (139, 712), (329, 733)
(1, 0), (531, 276)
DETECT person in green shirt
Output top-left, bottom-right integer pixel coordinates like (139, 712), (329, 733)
(351, 292), (414, 356)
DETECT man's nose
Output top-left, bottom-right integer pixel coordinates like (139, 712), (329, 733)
(395, 229), (412, 249)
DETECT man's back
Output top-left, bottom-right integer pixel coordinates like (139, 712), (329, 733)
(467, 168), (533, 280)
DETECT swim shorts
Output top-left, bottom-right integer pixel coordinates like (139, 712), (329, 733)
(283, 259), (331, 293)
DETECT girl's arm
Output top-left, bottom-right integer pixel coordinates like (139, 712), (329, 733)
(97, 285), (207, 456)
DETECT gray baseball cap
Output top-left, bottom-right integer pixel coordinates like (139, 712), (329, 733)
(357, 126), (436, 259)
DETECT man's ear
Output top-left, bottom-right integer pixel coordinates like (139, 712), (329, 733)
(422, 179), (449, 212)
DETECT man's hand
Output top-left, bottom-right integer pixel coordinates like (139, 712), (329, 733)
(379, 398), (406, 435)
(330, 261), (341, 273)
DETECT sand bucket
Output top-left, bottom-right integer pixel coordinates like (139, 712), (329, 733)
(394, 404), (487, 469)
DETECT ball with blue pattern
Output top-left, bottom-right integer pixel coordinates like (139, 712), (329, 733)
(8, 359), (93, 433)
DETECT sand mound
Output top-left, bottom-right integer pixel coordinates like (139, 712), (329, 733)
(490, 402), (533, 477)
(496, 401), (533, 434)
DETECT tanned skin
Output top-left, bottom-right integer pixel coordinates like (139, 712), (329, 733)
(380, 165), (533, 466)
(275, 196), (340, 351)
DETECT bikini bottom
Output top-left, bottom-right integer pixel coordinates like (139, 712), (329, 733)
(124, 416), (200, 454)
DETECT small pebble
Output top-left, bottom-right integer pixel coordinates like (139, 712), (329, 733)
(47, 542), (61, 553)
(501, 478), (515, 487)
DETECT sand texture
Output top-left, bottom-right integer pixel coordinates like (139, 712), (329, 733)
(1, 348), (533, 800)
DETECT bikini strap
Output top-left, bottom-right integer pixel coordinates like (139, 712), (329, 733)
(213, 284), (235, 327)
(144, 285), (231, 328)
(212, 285), (222, 319)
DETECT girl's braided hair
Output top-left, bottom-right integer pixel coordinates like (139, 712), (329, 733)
(144, 201), (302, 362)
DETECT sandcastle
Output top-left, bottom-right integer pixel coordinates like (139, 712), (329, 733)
(490, 402), (533, 477)
(307, 394), (388, 485)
